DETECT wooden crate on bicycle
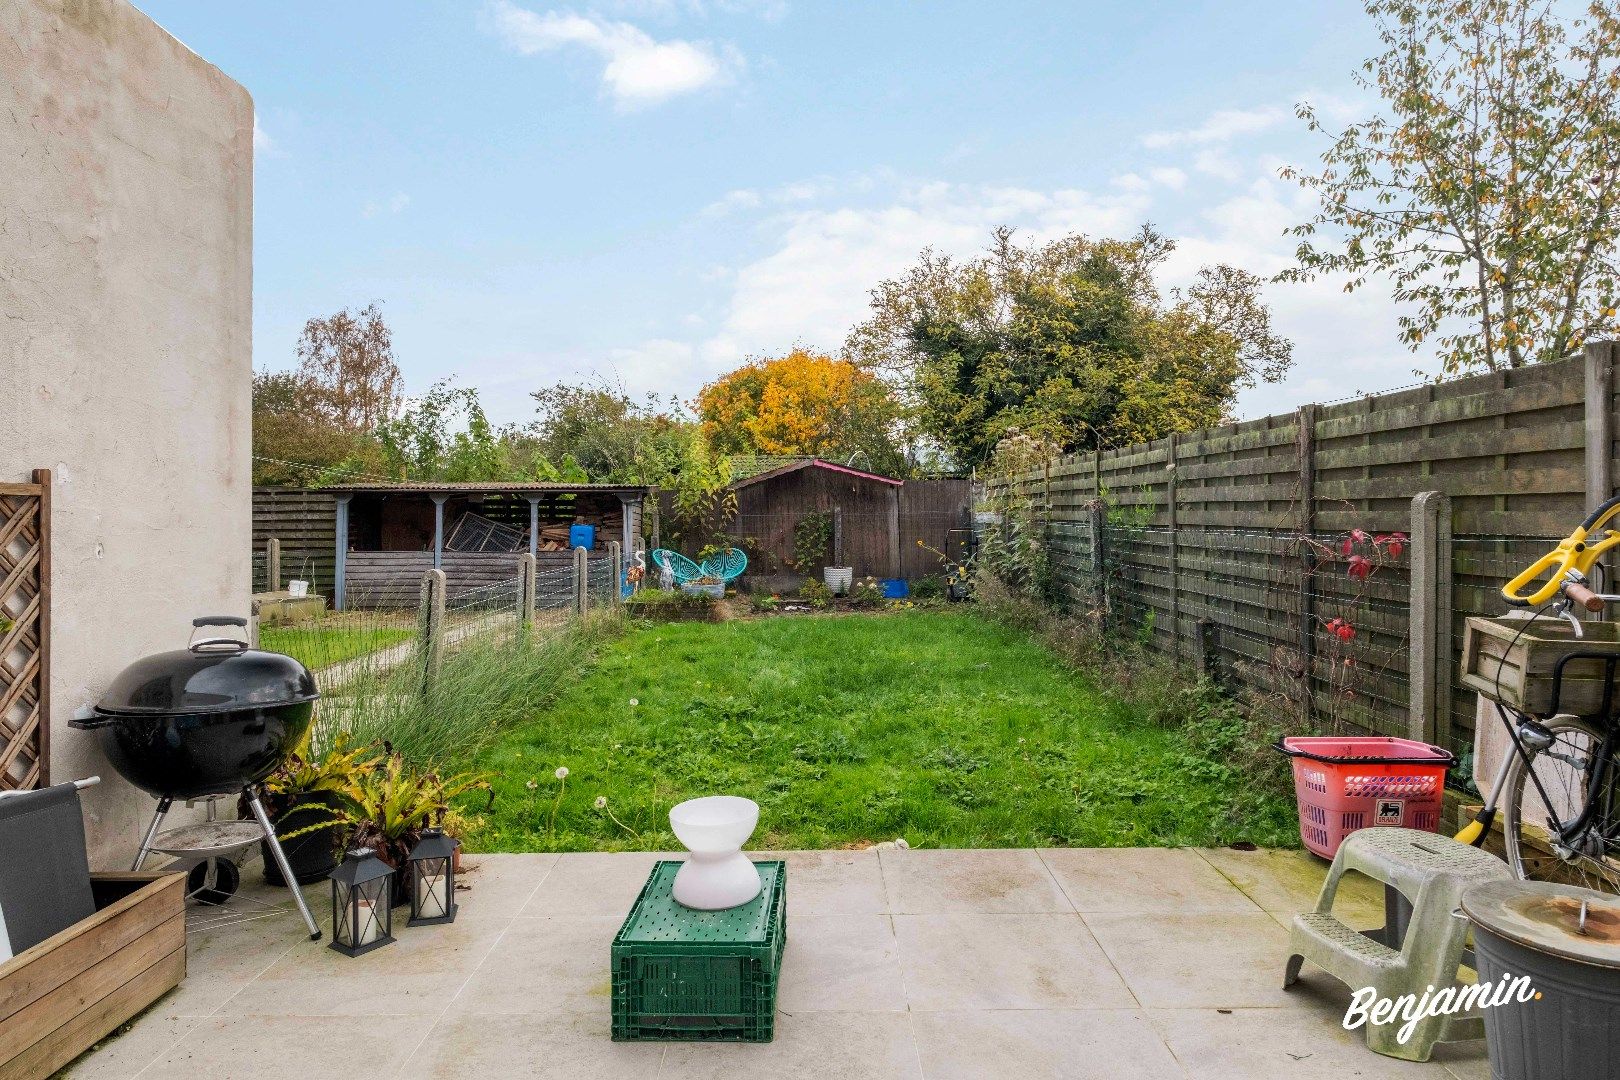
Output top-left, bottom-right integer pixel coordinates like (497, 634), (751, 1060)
(1460, 615), (1620, 716)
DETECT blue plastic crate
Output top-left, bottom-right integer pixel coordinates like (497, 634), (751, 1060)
(881, 578), (909, 599)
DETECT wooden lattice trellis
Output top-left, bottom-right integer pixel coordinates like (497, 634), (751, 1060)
(0, 469), (50, 790)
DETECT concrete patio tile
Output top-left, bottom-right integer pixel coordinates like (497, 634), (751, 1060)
(518, 851), (676, 916)
(1147, 1007), (1484, 1080)
(454, 853), (561, 918)
(449, 915), (621, 1016)
(911, 1009), (1184, 1079)
(135, 1014), (423, 1079)
(152, 909), (306, 1018)
(1194, 846), (1388, 927)
(1038, 848), (1262, 913)
(1084, 911), (1298, 1009)
(395, 1011), (664, 1079)
(57, 1011), (199, 1079)
(778, 915), (906, 1013)
(879, 848), (1072, 914)
(893, 913), (1135, 1011)
(659, 1011), (922, 1080)
(218, 918), (510, 1017)
(758, 848), (890, 914)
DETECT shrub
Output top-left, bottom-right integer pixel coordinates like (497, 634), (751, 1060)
(798, 577), (832, 609)
(624, 588), (720, 621)
(849, 577), (885, 609)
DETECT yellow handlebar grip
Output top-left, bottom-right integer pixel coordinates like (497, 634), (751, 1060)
(1502, 548), (1578, 607)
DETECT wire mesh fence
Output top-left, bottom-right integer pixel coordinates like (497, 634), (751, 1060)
(1027, 508), (1585, 795)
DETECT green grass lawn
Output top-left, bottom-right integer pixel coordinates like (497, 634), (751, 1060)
(260, 619), (414, 670)
(463, 610), (1297, 852)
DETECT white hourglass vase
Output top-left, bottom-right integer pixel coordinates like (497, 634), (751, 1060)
(669, 796), (762, 910)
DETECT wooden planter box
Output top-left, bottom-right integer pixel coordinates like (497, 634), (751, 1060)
(0, 871), (186, 1080)
(1460, 615), (1620, 716)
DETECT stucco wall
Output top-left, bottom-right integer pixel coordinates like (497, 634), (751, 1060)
(0, 0), (253, 866)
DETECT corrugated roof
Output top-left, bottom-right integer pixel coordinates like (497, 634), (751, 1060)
(728, 458), (903, 490)
(316, 481), (649, 495)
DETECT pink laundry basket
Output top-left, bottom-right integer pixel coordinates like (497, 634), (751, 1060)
(1274, 736), (1455, 859)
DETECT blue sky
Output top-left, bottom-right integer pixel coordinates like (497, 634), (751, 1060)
(138, 0), (1415, 428)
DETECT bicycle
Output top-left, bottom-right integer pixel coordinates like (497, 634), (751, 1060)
(1455, 494), (1620, 896)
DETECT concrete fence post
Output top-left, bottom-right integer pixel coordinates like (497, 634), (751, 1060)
(1586, 341), (1616, 609)
(1089, 501), (1108, 622)
(417, 568), (446, 696)
(609, 541), (623, 606)
(1196, 618), (1221, 688)
(518, 552), (536, 628)
(573, 546), (589, 616)
(1408, 491), (1452, 745)
(265, 537), (281, 593)
(1165, 431), (1180, 657)
(1295, 403), (1319, 727)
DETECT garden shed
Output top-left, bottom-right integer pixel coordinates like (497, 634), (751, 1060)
(304, 482), (648, 608)
(660, 459), (971, 594)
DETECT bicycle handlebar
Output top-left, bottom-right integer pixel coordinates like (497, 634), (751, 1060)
(1502, 493), (1620, 607)
(1564, 580), (1606, 612)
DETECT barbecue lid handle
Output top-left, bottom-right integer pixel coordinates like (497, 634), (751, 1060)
(188, 615), (250, 654)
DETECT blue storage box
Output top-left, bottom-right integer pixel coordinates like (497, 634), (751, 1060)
(881, 578), (908, 599)
(569, 524), (596, 549)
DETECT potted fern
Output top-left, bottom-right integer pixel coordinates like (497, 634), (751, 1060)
(250, 734), (375, 886)
(283, 749), (492, 905)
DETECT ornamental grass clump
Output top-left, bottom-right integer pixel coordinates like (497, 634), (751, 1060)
(317, 610), (623, 770)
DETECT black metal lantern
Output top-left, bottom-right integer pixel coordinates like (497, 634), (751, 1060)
(328, 847), (394, 957)
(407, 828), (457, 926)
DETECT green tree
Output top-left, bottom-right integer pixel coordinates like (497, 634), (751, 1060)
(251, 371), (386, 485)
(526, 382), (690, 484)
(846, 226), (1291, 466)
(375, 381), (517, 482)
(1281, 0), (1620, 372)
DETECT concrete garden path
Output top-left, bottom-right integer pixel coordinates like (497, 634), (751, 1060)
(64, 849), (1490, 1080)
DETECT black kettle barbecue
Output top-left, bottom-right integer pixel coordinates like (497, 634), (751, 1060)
(69, 616), (323, 939)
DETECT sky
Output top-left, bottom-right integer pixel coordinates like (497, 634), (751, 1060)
(136, 0), (1425, 429)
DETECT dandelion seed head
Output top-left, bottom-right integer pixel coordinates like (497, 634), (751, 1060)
(594, 796), (608, 809)
(555, 766), (569, 780)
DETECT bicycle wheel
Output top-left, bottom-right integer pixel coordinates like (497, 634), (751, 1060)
(1500, 716), (1620, 896)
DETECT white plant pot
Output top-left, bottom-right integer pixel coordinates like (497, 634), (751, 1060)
(823, 567), (853, 596)
(669, 796), (762, 910)
(287, 580), (309, 599)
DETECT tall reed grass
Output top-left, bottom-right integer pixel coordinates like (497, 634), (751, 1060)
(311, 610), (624, 770)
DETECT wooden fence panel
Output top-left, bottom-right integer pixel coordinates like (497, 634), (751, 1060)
(983, 346), (1614, 760)
(253, 488), (336, 598)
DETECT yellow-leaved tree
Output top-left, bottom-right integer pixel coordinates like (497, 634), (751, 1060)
(696, 349), (907, 475)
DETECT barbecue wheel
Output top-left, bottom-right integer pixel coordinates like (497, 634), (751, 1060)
(188, 858), (240, 905)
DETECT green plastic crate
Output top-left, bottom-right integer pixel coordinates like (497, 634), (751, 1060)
(611, 859), (786, 1042)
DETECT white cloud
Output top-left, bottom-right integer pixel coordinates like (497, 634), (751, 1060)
(1148, 166), (1187, 191)
(1141, 104), (1291, 149)
(610, 150), (1416, 414)
(701, 172), (884, 216)
(363, 192), (412, 218)
(485, 1), (737, 109)
(252, 115), (274, 154)
(616, 179), (1152, 394)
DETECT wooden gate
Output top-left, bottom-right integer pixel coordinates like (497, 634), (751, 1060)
(0, 469), (50, 790)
